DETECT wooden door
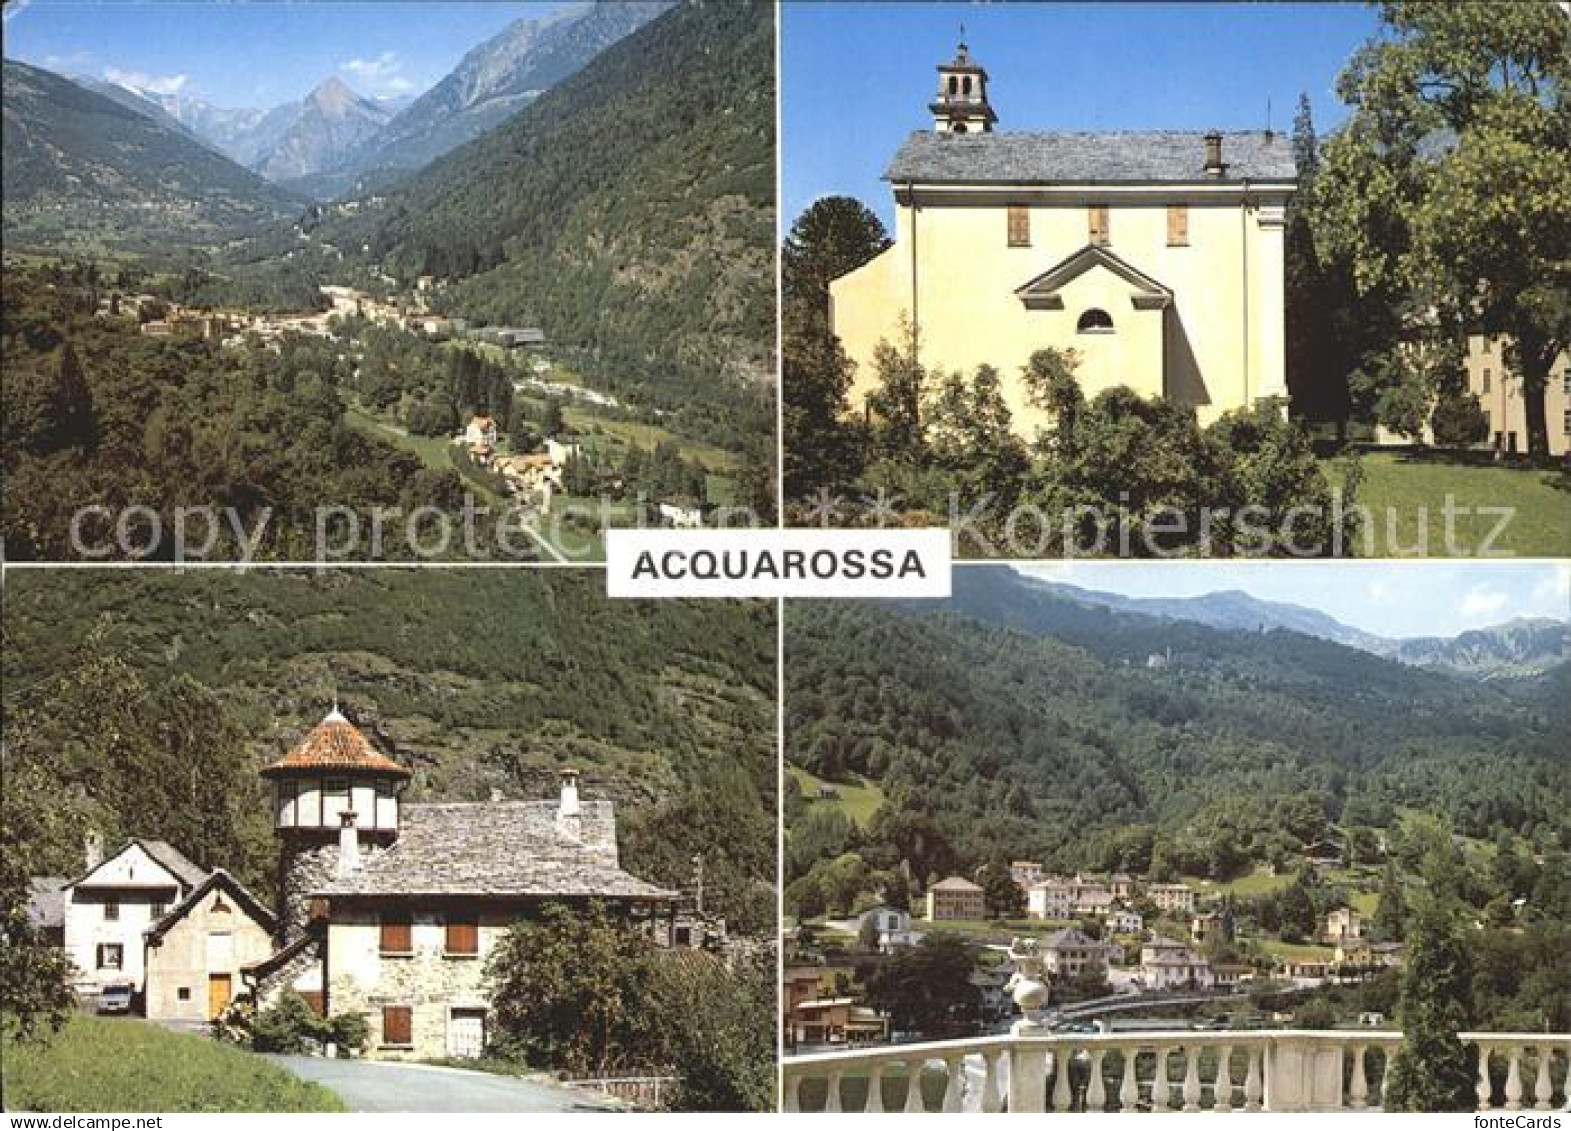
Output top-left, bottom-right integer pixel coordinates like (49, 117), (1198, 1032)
(208, 973), (232, 1019)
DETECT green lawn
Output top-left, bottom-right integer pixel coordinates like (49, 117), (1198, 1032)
(1258, 939), (1336, 962)
(788, 766), (886, 828)
(2, 1014), (346, 1112)
(1329, 452), (1571, 556)
(344, 401), (456, 471)
(1182, 869), (1294, 900)
(563, 405), (740, 473)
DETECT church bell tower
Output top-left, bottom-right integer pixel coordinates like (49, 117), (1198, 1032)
(930, 39), (997, 134)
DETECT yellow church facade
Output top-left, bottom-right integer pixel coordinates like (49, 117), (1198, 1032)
(830, 43), (1298, 433)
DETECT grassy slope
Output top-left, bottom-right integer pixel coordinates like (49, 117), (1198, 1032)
(1, 1015), (345, 1112)
(1332, 453), (1571, 556)
(788, 766), (887, 828)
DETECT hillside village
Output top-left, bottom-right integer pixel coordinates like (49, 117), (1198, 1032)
(784, 855), (1416, 1049)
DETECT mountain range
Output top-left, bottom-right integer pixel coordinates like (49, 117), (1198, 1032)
(53, 1), (667, 197)
(1, 58), (300, 246)
(1017, 573), (1567, 680)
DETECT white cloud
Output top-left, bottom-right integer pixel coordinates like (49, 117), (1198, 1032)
(103, 66), (189, 97)
(1458, 585), (1510, 622)
(340, 51), (416, 97)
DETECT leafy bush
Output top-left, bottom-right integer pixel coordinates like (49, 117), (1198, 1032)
(1430, 392), (1490, 448)
(250, 992), (331, 1055)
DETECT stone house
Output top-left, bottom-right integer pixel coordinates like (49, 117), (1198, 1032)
(1140, 936), (1215, 990)
(144, 869), (275, 1024)
(1105, 906), (1144, 935)
(830, 41), (1295, 436)
(246, 709), (679, 1061)
(1323, 907), (1363, 943)
(925, 876), (986, 921)
(1147, 882), (1197, 914)
(1038, 928), (1114, 980)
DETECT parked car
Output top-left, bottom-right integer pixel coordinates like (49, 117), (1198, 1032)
(96, 983), (134, 1014)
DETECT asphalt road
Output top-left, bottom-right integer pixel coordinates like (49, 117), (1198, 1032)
(269, 1055), (620, 1112)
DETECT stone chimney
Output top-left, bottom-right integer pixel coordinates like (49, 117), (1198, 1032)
(335, 811), (361, 879)
(84, 829), (103, 870)
(556, 769), (581, 839)
(1204, 131), (1226, 177)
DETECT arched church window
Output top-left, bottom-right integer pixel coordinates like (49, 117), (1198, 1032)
(1077, 308), (1115, 334)
(948, 75), (959, 96)
(963, 75), (973, 97)
(953, 122), (968, 134)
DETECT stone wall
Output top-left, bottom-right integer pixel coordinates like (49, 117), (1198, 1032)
(327, 907), (499, 1061)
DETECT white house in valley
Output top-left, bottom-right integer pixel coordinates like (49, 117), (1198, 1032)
(59, 837), (208, 999)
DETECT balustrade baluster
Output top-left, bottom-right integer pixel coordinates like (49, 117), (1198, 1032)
(903, 1060), (925, 1113)
(981, 1050), (1003, 1113)
(1086, 1048), (1108, 1113)
(1151, 1047), (1171, 1111)
(1532, 1045), (1553, 1111)
(942, 1055), (964, 1113)
(863, 1064), (884, 1113)
(1119, 1048), (1140, 1112)
(1243, 1045), (1263, 1112)
(1505, 1046), (1524, 1111)
(1477, 1046), (1495, 1112)
(1182, 1045), (1202, 1111)
(1214, 1044), (1234, 1113)
(1051, 1048), (1075, 1111)
(825, 1069), (843, 1113)
(1349, 1044), (1368, 1111)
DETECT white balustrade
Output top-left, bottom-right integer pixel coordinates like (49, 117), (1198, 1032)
(781, 1031), (1571, 1113)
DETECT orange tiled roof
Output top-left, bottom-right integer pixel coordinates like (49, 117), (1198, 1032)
(261, 709), (410, 778)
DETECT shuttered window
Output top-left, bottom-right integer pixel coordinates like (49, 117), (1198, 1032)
(379, 913), (412, 954)
(1007, 205), (1030, 247)
(382, 1005), (413, 1046)
(445, 916), (479, 956)
(1167, 204), (1189, 246)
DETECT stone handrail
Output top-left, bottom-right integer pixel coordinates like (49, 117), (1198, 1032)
(780, 1030), (1571, 1113)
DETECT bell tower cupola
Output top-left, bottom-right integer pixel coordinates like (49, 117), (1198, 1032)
(930, 37), (996, 134)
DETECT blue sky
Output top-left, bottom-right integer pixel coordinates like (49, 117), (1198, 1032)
(1014, 562), (1571, 640)
(781, 2), (1383, 229)
(2, 0), (578, 107)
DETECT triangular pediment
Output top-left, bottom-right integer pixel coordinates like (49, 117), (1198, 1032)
(1015, 245), (1173, 311)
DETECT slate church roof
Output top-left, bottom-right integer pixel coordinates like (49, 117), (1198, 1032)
(887, 130), (1297, 185)
(315, 801), (679, 901)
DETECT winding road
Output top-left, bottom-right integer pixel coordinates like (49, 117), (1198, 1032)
(269, 1055), (620, 1112)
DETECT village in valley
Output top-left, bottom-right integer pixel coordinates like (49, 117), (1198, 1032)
(75, 269), (718, 554)
(785, 855), (1406, 1051)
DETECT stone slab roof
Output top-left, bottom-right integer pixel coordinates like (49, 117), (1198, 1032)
(887, 130), (1297, 185)
(316, 801), (678, 901)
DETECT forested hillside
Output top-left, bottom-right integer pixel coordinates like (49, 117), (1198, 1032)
(1, 60), (299, 249)
(2, 571), (777, 931)
(305, 0), (774, 448)
(785, 587), (1567, 894)
(0, 267), (477, 560)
